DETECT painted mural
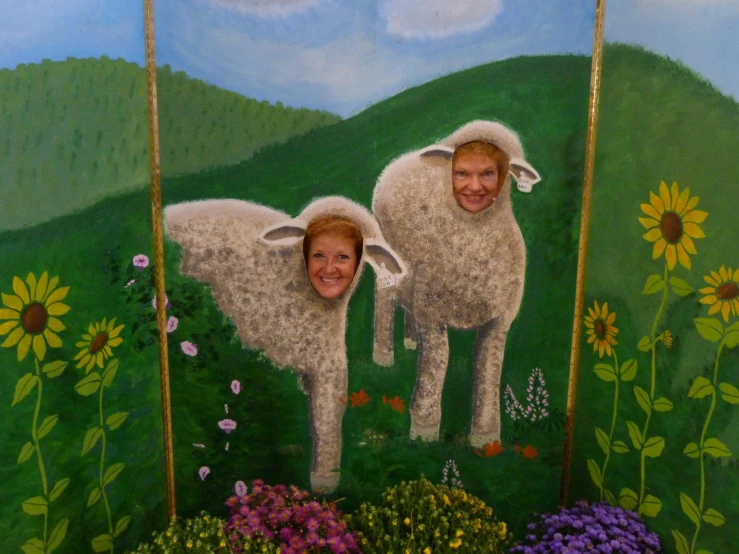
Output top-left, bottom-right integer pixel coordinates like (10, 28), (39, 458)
(568, 2), (739, 553)
(154, 0), (595, 536)
(0, 4), (167, 553)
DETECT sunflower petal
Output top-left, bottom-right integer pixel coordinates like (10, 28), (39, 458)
(1, 293), (23, 311)
(606, 312), (616, 325)
(26, 273), (37, 301)
(666, 245), (677, 270)
(44, 286), (70, 306)
(601, 302), (609, 318)
(0, 320), (19, 335)
(88, 324), (96, 336)
(74, 349), (88, 361)
(699, 287), (715, 295)
(41, 275), (58, 302)
(670, 182), (679, 210)
(680, 234), (697, 255)
(719, 265), (728, 281)
(584, 319), (594, 328)
(640, 203), (661, 220)
(598, 341), (605, 358)
(47, 317), (66, 333)
(43, 329), (62, 348)
(684, 222), (706, 239)
(104, 345), (113, 357)
(33, 335), (47, 361)
(12, 277), (30, 304)
(587, 334), (596, 344)
(108, 324), (125, 339)
(35, 272), (49, 301)
(699, 295), (716, 305)
(659, 181), (672, 211)
(82, 334), (92, 341)
(734, 268), (739, 281)
(649, 191), (665, 214)
(1, 326), (25, 347)
(0, 308), (20, 320)
(677, 244), (691, 270)
(704, 274), (718, 286)
(86, 356), (96, 373)
(604, 342), (613, 357)
(722, 302), (730, 322)
(76, 342), (90, 348)
(96, 352), (104, 368)
(683, 210), (708, 224)
(638, 217), (659, 229)
(107, 317), (117, 332)
(675, 187), (690, 213)
(17, 334), (32, 361)
(681, 196), (700, 215)
(108, 337), (123, 347)
(733, 299), (739, 315)
(643, 228), (663, 242)
(653, 239), (667, 260)
(708, 302), (722, 315)
(47, 303), (71, 316)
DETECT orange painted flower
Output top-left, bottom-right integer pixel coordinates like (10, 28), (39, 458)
(383, 394), (406, 415)
(699, 265), (739, 322)
(514, 444), (521, 455)
(639, 181), (707, 270)
(348, 389), (370, 408)
(475, 440), (504, 458)
(584, 300), (618, 358)
(521, 445), (538, 461)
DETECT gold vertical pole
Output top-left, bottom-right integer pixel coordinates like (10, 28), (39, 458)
(144, 0), (177, 518)
(559, 0), (607, 506)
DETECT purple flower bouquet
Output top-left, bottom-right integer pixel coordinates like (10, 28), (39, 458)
(225, 479), (360, 554)
(511, 501), (662, 554)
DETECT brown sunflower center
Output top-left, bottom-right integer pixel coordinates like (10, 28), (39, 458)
(717, 281), (739, 300)
(660, 212), (683, 244)
(89, 332), (109, 353)
(21, 303), (48, 335)
(595, 319), (606, 340)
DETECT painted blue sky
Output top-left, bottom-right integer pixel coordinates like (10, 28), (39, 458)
(1, 0), (737, 117)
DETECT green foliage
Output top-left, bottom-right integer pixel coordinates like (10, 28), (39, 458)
(127, 513), (232, 554)
(346, 477), (511, 554)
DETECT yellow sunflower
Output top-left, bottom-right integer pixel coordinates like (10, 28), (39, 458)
(74, 317), (124, 372)
(0, 272), (69, 362)
(639, 181), (707, 270)
(584, 300), (618, 357)
(699, 265), (739, 322)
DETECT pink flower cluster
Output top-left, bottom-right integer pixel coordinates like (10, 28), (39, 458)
(225, 480), (360, 554)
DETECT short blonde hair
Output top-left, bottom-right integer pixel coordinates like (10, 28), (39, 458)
(302, 216), (363, 264)
(453, 141), (510, 184)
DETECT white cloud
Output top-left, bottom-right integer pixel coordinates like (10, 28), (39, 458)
(380, 0), (503, 40)
(207, 0), (328, 17)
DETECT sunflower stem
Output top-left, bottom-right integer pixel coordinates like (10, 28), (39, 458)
(31, 358), (50, 550)
(98, 376), (115, 553)
(599, 349), (620, 502)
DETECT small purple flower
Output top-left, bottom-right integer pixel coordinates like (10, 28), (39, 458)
(231, 380), (242, 394)
(166, 316), (178, 333)
(181, 341), (198, 356)
(198, 466), (210, 480)
(235, 480), (247, 496)
(133, 254), (150, 269)
(219, 419), (237, 434)
(124, 279), (135, 288)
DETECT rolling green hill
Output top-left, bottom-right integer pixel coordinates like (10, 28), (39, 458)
(0, 57), (339, 231)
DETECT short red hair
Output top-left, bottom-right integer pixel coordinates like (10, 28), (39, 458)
(302, 216), (363, 265)
(452, 141), (509, 184)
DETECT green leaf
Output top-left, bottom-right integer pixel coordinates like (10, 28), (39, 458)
(82, 427), (103, 456)
(724, 322), (739, 348)
(106, 412), (129, 431)
(22, 496), (48, 516)
(102, 361), (118, 388)
(37, 415), (59, 439)
(49, 478), (70, 502)
(619, 488), (638, 511)
(17, 442), (35, 464)
(103, 462), (126, 485)
(684, 442), (700, 458)
(620, 359), (638, 381)
(681, 492), (701, 526)
(87, 487), (102, 508)
(637, 336), (652, 352)
(612, 440), (630, 454)
(626, 421), (643, 449)
(688, 376), (715, 399)
(91, 534), (113, 553)
(669, 276), (694, 297)
(20, 538), (45, 554)
(642, 274), (665, 295)
(671, 529), (690, 554)
(587, 459), (602, 488)
(634, 386), (652, 415)
(114, 515), (131, 537)
(719, 382), (739, 404)
(604, 489), (617, 507)
(595, 428), (610, 455)
(703, 508), (726, 527)
(594, 363), (617, 382)
(42, 360), (68, 379)
(653, 397), (674, 411)
(703, 438), (732, 458)
(694, 318), (724, 342)
(643, 436), (665, 458)
(75, 372), (102, 397)
(47, 517), (69, 553)
(12, 374), (39, 406)
(695, 551), (713, 554)
(640, 494), (662, 517)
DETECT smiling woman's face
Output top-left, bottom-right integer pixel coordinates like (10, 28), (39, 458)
(306, 232), (359, 299)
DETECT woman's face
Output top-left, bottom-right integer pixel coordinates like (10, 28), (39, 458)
(307, 233), (359, 299)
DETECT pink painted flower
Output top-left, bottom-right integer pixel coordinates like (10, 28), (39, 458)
(199, 466), (210, 480)
(152, 293), (171, 310)
(166, 316), (178, 333)
(181, 341), (198, 356)
(231, 380), (242, 394)
(219, 419), (237, 434)
(234, 480), (247, 496)
(133, 254), (150, 269)
(125, 279), (135, 288)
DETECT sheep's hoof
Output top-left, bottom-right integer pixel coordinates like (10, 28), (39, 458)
(373, 348), (394, 367)
(469, 429), (501, 448)
(410, 419), (440, 442)
(310, 471), (339, 494)
(403, 337), (418, 350)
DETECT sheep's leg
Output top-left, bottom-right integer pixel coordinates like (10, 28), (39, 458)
(373, 286), (396, 366)
(469, 318), (509, 447)
(409, 324), (449, 442)
(403, 309), (418, 350)
(306, 370), (346, 494)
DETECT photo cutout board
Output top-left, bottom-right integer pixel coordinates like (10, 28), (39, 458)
(568, 2), (739, 553)
(155, 0), (596, 534)
(0, 3), (168, 553)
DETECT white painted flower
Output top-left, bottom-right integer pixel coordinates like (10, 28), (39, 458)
(125, 279), (136, 288)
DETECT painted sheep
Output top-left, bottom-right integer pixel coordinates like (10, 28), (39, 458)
(371, 120), (542, 447)
(164, 196), (407, 492)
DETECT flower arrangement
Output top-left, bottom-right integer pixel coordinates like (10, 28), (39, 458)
(510, 501), (662, 553)
(127, 512), (231, 553)
(346, 476), (511, 553)
(224, 479), (360, 553)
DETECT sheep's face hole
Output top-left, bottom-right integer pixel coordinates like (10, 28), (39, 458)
(451, 141), (510, 214)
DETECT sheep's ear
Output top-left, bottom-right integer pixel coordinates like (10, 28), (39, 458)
(509, 158), (542, 193)
(364, 239), (408, 289)
(419, 145), (455, 168)
(259, 219), (307, 246)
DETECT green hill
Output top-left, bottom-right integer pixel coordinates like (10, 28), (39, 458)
(0, 57), (340, 231)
